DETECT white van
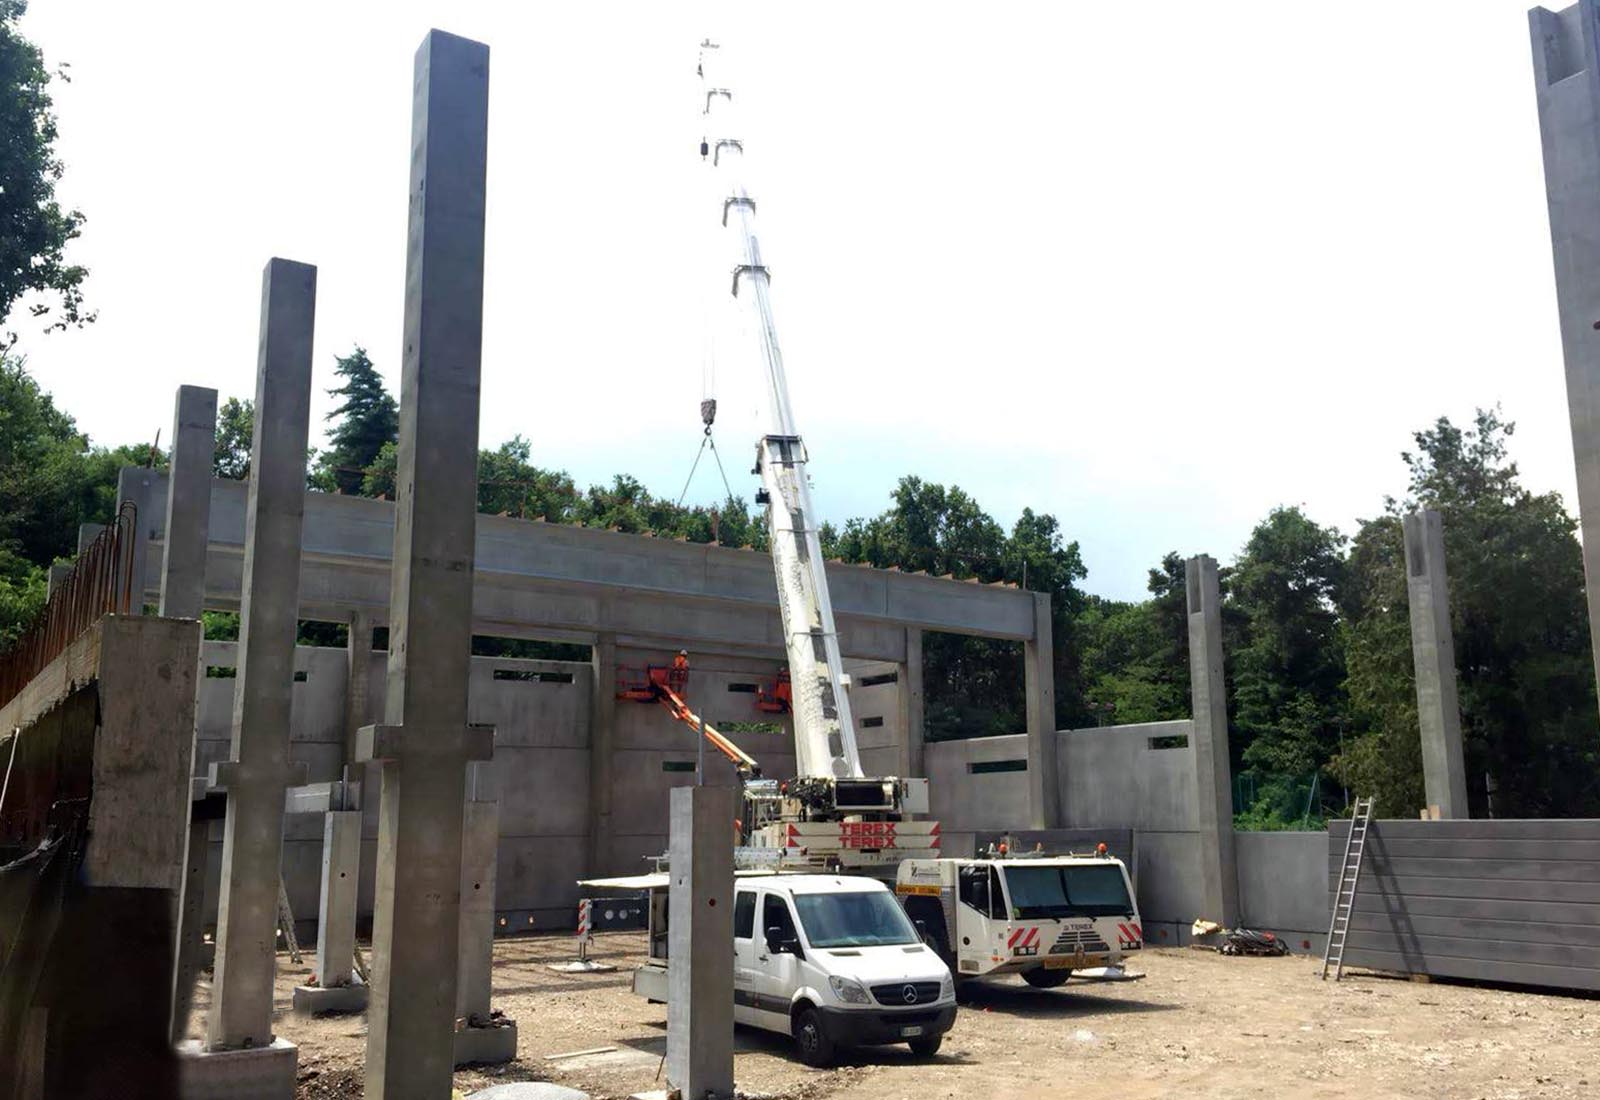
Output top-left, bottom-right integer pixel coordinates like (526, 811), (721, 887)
(624, 873), (957, 1066)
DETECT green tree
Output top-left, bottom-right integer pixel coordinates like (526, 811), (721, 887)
(1333, 411), (1600, 817)
(314, 347), (397, 495)
(1077, 553), (1191, 726)
(214, 397), (252, 480)
(0, 1), (90, 343)
(1228, 506), (1348, 824)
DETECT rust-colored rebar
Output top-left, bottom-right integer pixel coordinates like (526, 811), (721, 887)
(0, 501), (139, 713)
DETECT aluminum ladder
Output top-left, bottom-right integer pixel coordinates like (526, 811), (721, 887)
(1321, 796), (1375, 980)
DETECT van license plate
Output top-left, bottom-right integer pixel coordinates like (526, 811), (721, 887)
(901, 1026), (924, 1038)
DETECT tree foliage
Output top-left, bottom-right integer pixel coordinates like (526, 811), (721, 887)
(313, 347), (396, 494)
(213, 397), (252, 480)
(0, 1), (90, 344)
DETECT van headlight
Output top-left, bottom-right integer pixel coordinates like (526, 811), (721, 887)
(828, 976), (871, 1004)
(940, 973), (955, 1001)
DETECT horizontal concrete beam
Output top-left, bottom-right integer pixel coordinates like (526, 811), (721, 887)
(133, 473), (1037, 655)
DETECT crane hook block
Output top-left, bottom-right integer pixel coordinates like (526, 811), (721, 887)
(700, 398), (717, 427)
(700, 139), (709, 158)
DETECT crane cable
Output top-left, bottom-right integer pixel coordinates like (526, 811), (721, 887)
(675, 405), (737, 508)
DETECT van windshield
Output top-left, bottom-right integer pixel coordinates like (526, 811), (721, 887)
(1002, 864), (1132, 919)
(792, 890), (919, 948)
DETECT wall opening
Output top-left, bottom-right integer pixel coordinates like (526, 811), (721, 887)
(968, 759), (1027, 774)
(492, 669), (575, 684)
(858, 672), (898, 688)
(860, 716), (884, 728)
(1147, 734), (1188, 750)
(661, 760), (697, 773)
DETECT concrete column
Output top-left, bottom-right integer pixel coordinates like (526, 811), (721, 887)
(666, 784), (736, 1100)
(454, 796), (516, 1065)
(588, 631), (617, 873)
(344, 609), (374, 765)
(290, 811), (367, 1015)
(359, 31), (495, 1100)
(115, 466), (156, 612)
(1024, 591), (1059, 829)
(898, 628), (925, 780)
(200, 258), (317, 1075)
(159, 385), (219, 619)
(1185, 554), (1239, 927)
(1403, 511), (1470, 818)
(1530, 3), (1600, 709)
(45, 562), (71, 598)
(76, 522), (104, 555)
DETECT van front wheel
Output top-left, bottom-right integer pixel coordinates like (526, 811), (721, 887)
(793, 1005), (836, 1068)
(908, 1034), (943, 1058)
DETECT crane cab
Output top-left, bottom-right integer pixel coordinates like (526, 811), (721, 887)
(895, 855), (1141, 987)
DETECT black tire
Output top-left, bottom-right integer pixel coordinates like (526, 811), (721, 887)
(793, 1005), (836, 1068)
(1022, 967), (1071, 988)
(908, 1034), (943, 1058)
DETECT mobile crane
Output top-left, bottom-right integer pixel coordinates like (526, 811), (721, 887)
(616, 41), (937, 872)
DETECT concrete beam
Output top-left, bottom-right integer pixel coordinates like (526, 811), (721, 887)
(666, 784), (736, 1100)
(362, 30), (493, 1100)
(1024, 592), (1059, 829)
(1185, 555), (1239, 926)
(1403, 511), (1470, 818)
(204, 257), (317, 1064)
(159, 385), (219, 619)
(1529, 2), (1600, 709)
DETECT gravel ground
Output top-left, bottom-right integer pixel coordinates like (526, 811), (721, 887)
(185, 931), (1597, 1099)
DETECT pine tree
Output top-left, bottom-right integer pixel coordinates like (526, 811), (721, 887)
(317, 347), (397, 495)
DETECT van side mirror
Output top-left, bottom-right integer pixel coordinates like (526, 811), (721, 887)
(765, 926), (796, 956)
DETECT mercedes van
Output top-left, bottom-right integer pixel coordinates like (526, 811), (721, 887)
(625, 873), (957, 1066)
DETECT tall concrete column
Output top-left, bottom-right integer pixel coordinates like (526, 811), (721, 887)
(194, 258), (316, 1086)
(454, 794), (516, 1064)
(291, 809), (367, 1015)
(1185, 554), (1239, 927)
(588, 631), (617, 873)
(159, 385), (219, 618)
(359, 30), (495, 1100)
(666, 784), (736, 1100)
(1403, 511), (1470, 818)
(1024, 591), (1059, 829)
(898, 628), (925, 780)
(205, 260), (317, 1046)
(344, 609), (374, 765)
(1530, 3), (1600, 709)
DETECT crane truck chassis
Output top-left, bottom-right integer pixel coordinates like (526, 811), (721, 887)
(895, 855), (1143, 986)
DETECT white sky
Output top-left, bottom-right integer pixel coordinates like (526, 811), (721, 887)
(9, 1), (1576, 601)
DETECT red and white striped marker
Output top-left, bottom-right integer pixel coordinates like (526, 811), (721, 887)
(576, 898), (593, 960)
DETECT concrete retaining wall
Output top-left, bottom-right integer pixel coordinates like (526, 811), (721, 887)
(1329, 819), (1600, 991)
(1236, 830), (1329, 951)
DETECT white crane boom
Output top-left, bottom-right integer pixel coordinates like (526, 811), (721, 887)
(699, 42), (864, 782)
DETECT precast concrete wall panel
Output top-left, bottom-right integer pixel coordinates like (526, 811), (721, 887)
(1059, 721), (1196, 832)
(1236, 830), (1328, 948)
(1329, 819), (1600, 991)
(925, 734), (1031, 832)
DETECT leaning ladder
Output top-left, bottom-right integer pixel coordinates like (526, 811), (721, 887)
(276, 875), (303, 964)
(1321, 796), (1376, 980)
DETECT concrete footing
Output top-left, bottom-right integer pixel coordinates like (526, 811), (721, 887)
(291, 980), (369, 1015)
(454, 1018), (519, 1067)
(176, 1037), (297, 1100)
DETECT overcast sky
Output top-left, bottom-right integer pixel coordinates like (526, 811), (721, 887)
(9, 1), (1576, 601)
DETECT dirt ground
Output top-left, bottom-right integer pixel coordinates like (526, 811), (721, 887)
(185, 932), (1597, 1100)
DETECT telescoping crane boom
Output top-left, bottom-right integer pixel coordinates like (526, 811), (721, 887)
(697, 41), (934, 868)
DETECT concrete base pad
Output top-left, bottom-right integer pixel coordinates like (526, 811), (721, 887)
(292, 981), (369, 1015)
(469, 1085), (591, 1100)
(546, 959), (617, 974)
(454, 1018), (519, 1066)
(176, 1037), (297, 1100)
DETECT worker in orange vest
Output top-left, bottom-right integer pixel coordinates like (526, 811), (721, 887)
(669, 649), (689, 693)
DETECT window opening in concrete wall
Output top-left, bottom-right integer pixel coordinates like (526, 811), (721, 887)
(860, 716), (884, 728)
(297, 620), (349, 647)
(662, 760), (697, 772)
(721, 720), (784, 736)
(726, 683), (758, 693)
(968, 759), (1027, 774)
(858, 672), (898, 688)
(1148, 734), (1188, 750)
(293, 670), (308, 682)
(471, 634), (592, 663)
(491, 669), (574, 684)
(923, 631), (1022, 743)
(205, 665), (236, 679)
